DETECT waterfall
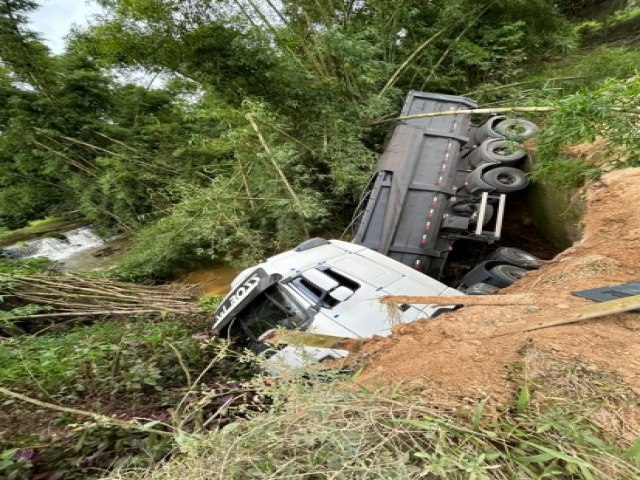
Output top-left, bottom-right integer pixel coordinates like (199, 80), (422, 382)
(3, 227), (105, 262)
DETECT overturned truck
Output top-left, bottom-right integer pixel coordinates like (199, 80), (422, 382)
(353, 91), (541, 291)
(212, 91), (543, 369)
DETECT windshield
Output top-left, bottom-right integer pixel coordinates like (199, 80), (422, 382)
(233, 285), (306, 347)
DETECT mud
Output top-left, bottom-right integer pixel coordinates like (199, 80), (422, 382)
(348, 168), (640, 435)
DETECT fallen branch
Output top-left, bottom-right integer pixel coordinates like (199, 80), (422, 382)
(372, 106), (640, 125)
(489, 294), (640, 338)
(0, 386), (179, 438)
(380, 294), (550, 306)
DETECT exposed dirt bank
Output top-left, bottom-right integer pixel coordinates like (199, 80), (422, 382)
(349, 168), (640, 440)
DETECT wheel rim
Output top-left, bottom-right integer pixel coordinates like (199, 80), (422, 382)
(496, 173), (517, 185)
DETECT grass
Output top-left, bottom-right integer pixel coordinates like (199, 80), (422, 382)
(0, 318), (257, 479)
(482, 46), (640, 188)
(109, 359), (640, 480)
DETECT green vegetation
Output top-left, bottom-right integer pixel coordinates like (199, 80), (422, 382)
(110, 360), (639, 480)
(0, 317), (256, 479)
(0, 0), (586, 278)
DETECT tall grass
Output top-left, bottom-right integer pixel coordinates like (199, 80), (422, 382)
(113, 363), (639, 480)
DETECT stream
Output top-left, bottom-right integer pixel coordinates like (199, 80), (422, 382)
(2, 225), (237, 293)
(3, 226), (107, 263)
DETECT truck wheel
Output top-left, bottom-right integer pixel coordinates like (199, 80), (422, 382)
(489, 264), (528, 286)
(481, 166), (530, 193)
(494, 118), (539, 141)
(469, 138), (527, 168)
(474, 115), (507, 144)
(488, 247), (544, 269)
(466, 282), (500, 295)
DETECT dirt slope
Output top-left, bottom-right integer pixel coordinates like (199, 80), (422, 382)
(350, 168), (640, 437)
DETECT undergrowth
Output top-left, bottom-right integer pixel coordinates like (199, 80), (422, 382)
(0, 319), (257, 479)
(474, 45), (640, 188)
(111, 365), (640, 480)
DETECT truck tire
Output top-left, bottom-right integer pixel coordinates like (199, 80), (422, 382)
(469, 138), (527, 168)
(474, 115), (507, 144)
(481, 166), (530, 193)
(494, 118), (539, 141)
(488, 247), (544, 269)
(489, 264), (528, 285)
(466, 282), (500, 295)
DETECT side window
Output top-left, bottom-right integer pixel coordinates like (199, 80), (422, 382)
(235, 286), (306, 346)
(290, 268), (360, 308)
(322, 268), (360, 292)
(290, 277), (326, 306)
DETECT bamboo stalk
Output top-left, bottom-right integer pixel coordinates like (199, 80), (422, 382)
(246, 114), (308, 223)
(379, 27), (447, 97)
(372, 106), (640, 125)
(380, 294), (551, 306)
(2, 273), (197, 321)
(463, 76), (589, 97)
(0, 387), (178, 438)
(32, 140), (97, 176)
(7, 310), (175, 320)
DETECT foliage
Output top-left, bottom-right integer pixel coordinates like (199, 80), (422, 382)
(532, 76), (639, 185)
(0, 256), (51, 275)
(0, 257), (52, 334)
(196, 295), (223, 315)
(0, 319), (258, 479)
(110, 367), (639, 479)
(2, 0), (578, 276)
(0, 320), (238, 399)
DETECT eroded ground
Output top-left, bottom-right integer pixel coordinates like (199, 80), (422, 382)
(348, 168), (640, 442)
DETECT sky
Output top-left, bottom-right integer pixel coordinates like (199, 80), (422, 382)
(28, 0), (103, 54)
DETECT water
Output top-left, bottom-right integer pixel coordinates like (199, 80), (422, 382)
(178, 265), (239, 295)
(3, 227), (105, 262)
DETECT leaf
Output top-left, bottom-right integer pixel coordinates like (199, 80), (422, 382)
(0, 449), (18, 461)
(472, 396), (489, 430)
(514, 452), (555, 464)
(517, 384), (530, 414)
(175, 432), (196, 447)
(622, 435), (640, 467)
(523, 441), (592, 468)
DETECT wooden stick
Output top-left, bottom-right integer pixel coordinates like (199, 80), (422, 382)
(380, 294), (549, 306)
(0, 387), (177, 438)
(490, 294), (640, 338)
(372, 106), (640, 125)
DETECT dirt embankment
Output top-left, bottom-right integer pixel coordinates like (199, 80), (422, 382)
(350, 168), (640, 439)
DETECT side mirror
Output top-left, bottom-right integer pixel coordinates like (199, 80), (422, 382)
(329, 286), (354, 302)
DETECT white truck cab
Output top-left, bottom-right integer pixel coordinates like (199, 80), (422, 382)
(212, 238), (461, 370)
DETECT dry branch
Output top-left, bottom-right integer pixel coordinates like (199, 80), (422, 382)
(380, 294), (552, 306)
(1, 273), (198, 323)
(0, 386), (179, 438)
